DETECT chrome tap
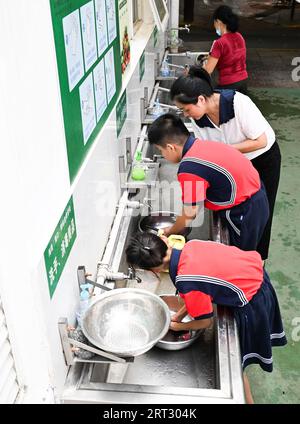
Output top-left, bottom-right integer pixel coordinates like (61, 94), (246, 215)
(167, 62), (186, 70)
(152, 100), (179, 111)
(92, 263), (143, 290)
(169, 24), (190, 33)
(128, 266), (142, 284)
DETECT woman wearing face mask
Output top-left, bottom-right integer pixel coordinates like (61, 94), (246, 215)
(170, 67), (281, 263)
(203, 5), (248, 94)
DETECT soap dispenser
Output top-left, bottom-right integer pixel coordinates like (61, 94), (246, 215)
(131, 150), (146, 181)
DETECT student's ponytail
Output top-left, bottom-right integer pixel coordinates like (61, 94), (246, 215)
(125, 233), (167, 270)
(170, 66), (214, 105)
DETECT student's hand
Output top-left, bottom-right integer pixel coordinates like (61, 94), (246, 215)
(171, 313), (181, 322)
(169, 321), (186, 331)
(171, 303), (187, 323)
(162, 226), (173, 237)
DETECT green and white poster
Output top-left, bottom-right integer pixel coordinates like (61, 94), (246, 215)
(44, 197), (77, 299)
(49, 0), (122, 183)
(118, 0), (130, 75)
(139, 50), (145, 82)
(153, 25), (158, 47)
(116, 89), (127, 137)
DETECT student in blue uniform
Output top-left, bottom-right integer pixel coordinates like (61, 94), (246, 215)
(147, 113), (269, 254)
(126, 232), (287, 404)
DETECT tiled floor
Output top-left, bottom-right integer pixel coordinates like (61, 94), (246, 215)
(246, 88), (300, 404)
(179, 2), (300, 404)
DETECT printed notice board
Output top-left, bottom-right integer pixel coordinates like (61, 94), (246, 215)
(153, 25), (158, 47)
(139, 50), (145, 82)
(116, 89), (127, 137)
(44, 197), (77, 298)
(50, 0), (122, 183)
(119, 0), (130, 75)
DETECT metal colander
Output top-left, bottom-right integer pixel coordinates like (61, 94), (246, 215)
(81, 288), (171, 357)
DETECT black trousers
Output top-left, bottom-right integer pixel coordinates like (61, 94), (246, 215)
(218, 185), (269, 253)
(251, 141), (281, 260)
(217, 78), (248, 95)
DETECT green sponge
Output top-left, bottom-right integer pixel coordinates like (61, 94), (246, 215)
(132, 167), (145, 180)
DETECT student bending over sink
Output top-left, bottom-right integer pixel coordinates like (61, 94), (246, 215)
(125, 232), (287, 404)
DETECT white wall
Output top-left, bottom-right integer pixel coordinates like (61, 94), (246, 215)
(0, 0), (165, 403)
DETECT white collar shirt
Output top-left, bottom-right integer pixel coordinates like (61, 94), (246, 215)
(190, 90), (275, 160)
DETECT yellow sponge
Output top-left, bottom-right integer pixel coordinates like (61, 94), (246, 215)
(157, 230), (186, 250)
(168, 234), (186, 250)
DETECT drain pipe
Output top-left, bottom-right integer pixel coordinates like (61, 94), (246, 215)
(93, 191), (132, 294)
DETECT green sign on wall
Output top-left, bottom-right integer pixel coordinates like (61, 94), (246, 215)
(116, 89), (127, 137)
(153, 25), (158, 47)
(49, 0), (122, 183)
(44, 197), (77, 298)
(139, 50), (145, 82)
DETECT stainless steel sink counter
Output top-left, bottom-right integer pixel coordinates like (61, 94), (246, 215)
(61, 147), (245, 404)
(62, 305), (244, 403)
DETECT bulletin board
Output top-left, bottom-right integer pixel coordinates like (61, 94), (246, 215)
(49, 0), (122, 183)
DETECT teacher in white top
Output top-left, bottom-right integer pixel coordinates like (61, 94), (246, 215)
(170, 66), (281, 261)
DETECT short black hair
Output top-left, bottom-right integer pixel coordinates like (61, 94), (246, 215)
(213, 5), (239, 32)
(125, 233), (168, 270)
(170, 66), (214, 105)
(147, 113), (190, 147)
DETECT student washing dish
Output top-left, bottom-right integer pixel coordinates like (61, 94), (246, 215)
(126, 232), (287, 404)
(147, 113), (269, 254)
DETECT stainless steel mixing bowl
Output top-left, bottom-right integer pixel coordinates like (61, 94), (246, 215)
(81, 288), (171, 357)
(156, 294), (203, 351)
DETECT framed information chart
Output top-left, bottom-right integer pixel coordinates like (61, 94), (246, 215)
(50, 0), (122, 183)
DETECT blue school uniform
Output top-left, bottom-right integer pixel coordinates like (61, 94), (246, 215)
(169, 240), (287, 372)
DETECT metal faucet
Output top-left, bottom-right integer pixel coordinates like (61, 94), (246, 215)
(89, 263), (142, 291)
(169, 24), (190, 33)
(127, 266), (142, 284)
(153, 100), (179, 111)
(142, 198), (153, 212)
(167, 63), (187, 70)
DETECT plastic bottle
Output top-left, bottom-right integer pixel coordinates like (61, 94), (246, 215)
(160, 59), (170, 77)
(131, 150), (146, 181)
(151, 97), (164, 118)
(76, 283), (92, 328)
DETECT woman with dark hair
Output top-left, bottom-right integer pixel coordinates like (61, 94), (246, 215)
(170, 67), (281, 262)
(126, 232), (287, 404)
(203, 5), (248, 94)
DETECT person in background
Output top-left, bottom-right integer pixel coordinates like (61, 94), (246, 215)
(170, 67), (281, 262)
(203, 5), (248, 94)
(147, 113), (269, 254)
(126, 232), (287, 404)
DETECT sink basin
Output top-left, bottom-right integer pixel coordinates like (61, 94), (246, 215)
(155, 294), (203, 351)
(89, 326), (216, 389)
